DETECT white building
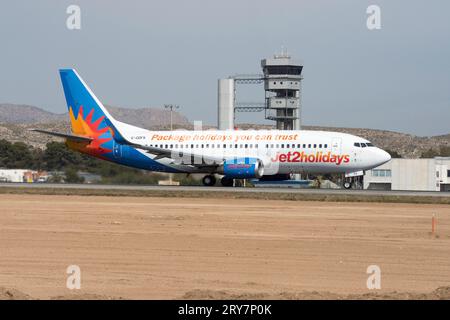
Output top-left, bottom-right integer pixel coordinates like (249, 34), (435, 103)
(0, 169), (30, 183)
(364, 158), (450, 191)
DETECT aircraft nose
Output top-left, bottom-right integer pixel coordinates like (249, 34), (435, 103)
(376, 148), (391, 165)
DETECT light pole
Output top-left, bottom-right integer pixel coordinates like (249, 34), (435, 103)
(163, 104), (179, 185)
(164, 104), (179, 131)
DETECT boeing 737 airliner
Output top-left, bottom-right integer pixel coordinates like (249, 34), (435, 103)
(32, 69), (391, 188)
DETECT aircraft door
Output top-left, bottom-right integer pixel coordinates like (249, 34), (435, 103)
(113, 141), (122, 158)
(331, 137), (342, 154)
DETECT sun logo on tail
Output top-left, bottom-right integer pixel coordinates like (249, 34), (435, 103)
(67, 105), (113, 157)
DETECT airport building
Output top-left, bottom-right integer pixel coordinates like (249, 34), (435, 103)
(364, 157), (450, 192)
(0, 169), (48, 183)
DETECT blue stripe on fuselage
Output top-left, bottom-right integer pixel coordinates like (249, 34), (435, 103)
(102, 144), (182, 173)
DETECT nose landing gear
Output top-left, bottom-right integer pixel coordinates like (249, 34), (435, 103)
(343, 181), (353, 189)
(342, 174), (364, 189)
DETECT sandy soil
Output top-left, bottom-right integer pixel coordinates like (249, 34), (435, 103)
(0, 194), (449, 300)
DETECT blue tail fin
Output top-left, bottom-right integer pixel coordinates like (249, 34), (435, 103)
(59, 69), (116, 136)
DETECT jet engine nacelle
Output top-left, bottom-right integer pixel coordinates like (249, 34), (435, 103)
(219, 158), (264, 179)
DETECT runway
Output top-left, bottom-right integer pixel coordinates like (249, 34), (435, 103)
(0, 194), (449, 299)
(1, 182), (450, 198)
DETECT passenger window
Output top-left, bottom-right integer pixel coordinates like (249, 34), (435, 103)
(303, 144), (306, 148)
(354, 143), (360, 147)
(361, 143), (367, 148)
(324, 144), (328, 148)
(308, 144), (311, 148)
(313, 144), (317, 148)
(319, 144), (322, 148)
(245, 144), (248, 148)
(223, 144), (226, 148)
(281, 144), (285, 148)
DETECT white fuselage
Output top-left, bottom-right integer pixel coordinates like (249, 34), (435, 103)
(116, 123), (391, 175)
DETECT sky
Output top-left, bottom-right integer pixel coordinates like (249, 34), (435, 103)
(0, 0), (449, 136)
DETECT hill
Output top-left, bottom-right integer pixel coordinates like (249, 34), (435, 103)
(0, 103), (190, 129)
(0, 104), (66, 124)
(237, 123), (450, 158)
(1, 103), (449, 157)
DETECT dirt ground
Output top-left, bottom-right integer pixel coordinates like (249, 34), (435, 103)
(0, 194), (449, 300)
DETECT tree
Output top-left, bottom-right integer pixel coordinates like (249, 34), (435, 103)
(384, 149), (401, 158)
(64, 167), (84, 183)
(0, 139), (34, 168)
(421, 146), (450, 158)
(438, 145), (450, 157)
(0, 139), (12, 167)
(43, 142), (84, 170)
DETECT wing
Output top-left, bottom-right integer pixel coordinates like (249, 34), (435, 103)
(103, 117), (224, 167)
(29, 129), (93, 143)
(128, 143), (225, 167)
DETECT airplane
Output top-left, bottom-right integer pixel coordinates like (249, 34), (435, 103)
(32, 69), (391, 188)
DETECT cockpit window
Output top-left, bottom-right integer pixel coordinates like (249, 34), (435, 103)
(355, 142), (375, 147)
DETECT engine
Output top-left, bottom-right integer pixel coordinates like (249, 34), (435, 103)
(219, 158), (264, 179)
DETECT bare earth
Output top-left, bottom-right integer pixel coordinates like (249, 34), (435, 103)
(0, 194), (449, 300)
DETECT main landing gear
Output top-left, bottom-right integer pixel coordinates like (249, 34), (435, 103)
(201, 175), (236, 187)
(220, 177), (234, 187)
(202, 175), (216, 187)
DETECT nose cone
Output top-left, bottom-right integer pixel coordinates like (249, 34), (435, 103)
(376, 148), (391, 166)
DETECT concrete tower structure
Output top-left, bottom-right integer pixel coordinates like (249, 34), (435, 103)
(217, 78), (235, 130)
(261, 52), (303, 130)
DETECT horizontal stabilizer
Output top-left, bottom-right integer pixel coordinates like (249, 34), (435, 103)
(29, 129), (93, 143)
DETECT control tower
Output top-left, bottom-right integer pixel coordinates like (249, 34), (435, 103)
(261, 52), (303, 130)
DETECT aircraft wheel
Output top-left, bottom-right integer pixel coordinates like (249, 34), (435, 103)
(220, 177), (234, 187)
(202, 175), (216, 187)
(343, 181), (352, 189)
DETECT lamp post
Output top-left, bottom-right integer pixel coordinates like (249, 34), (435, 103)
(164, 104), (179, 131)
(163, 104), (179, 185)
